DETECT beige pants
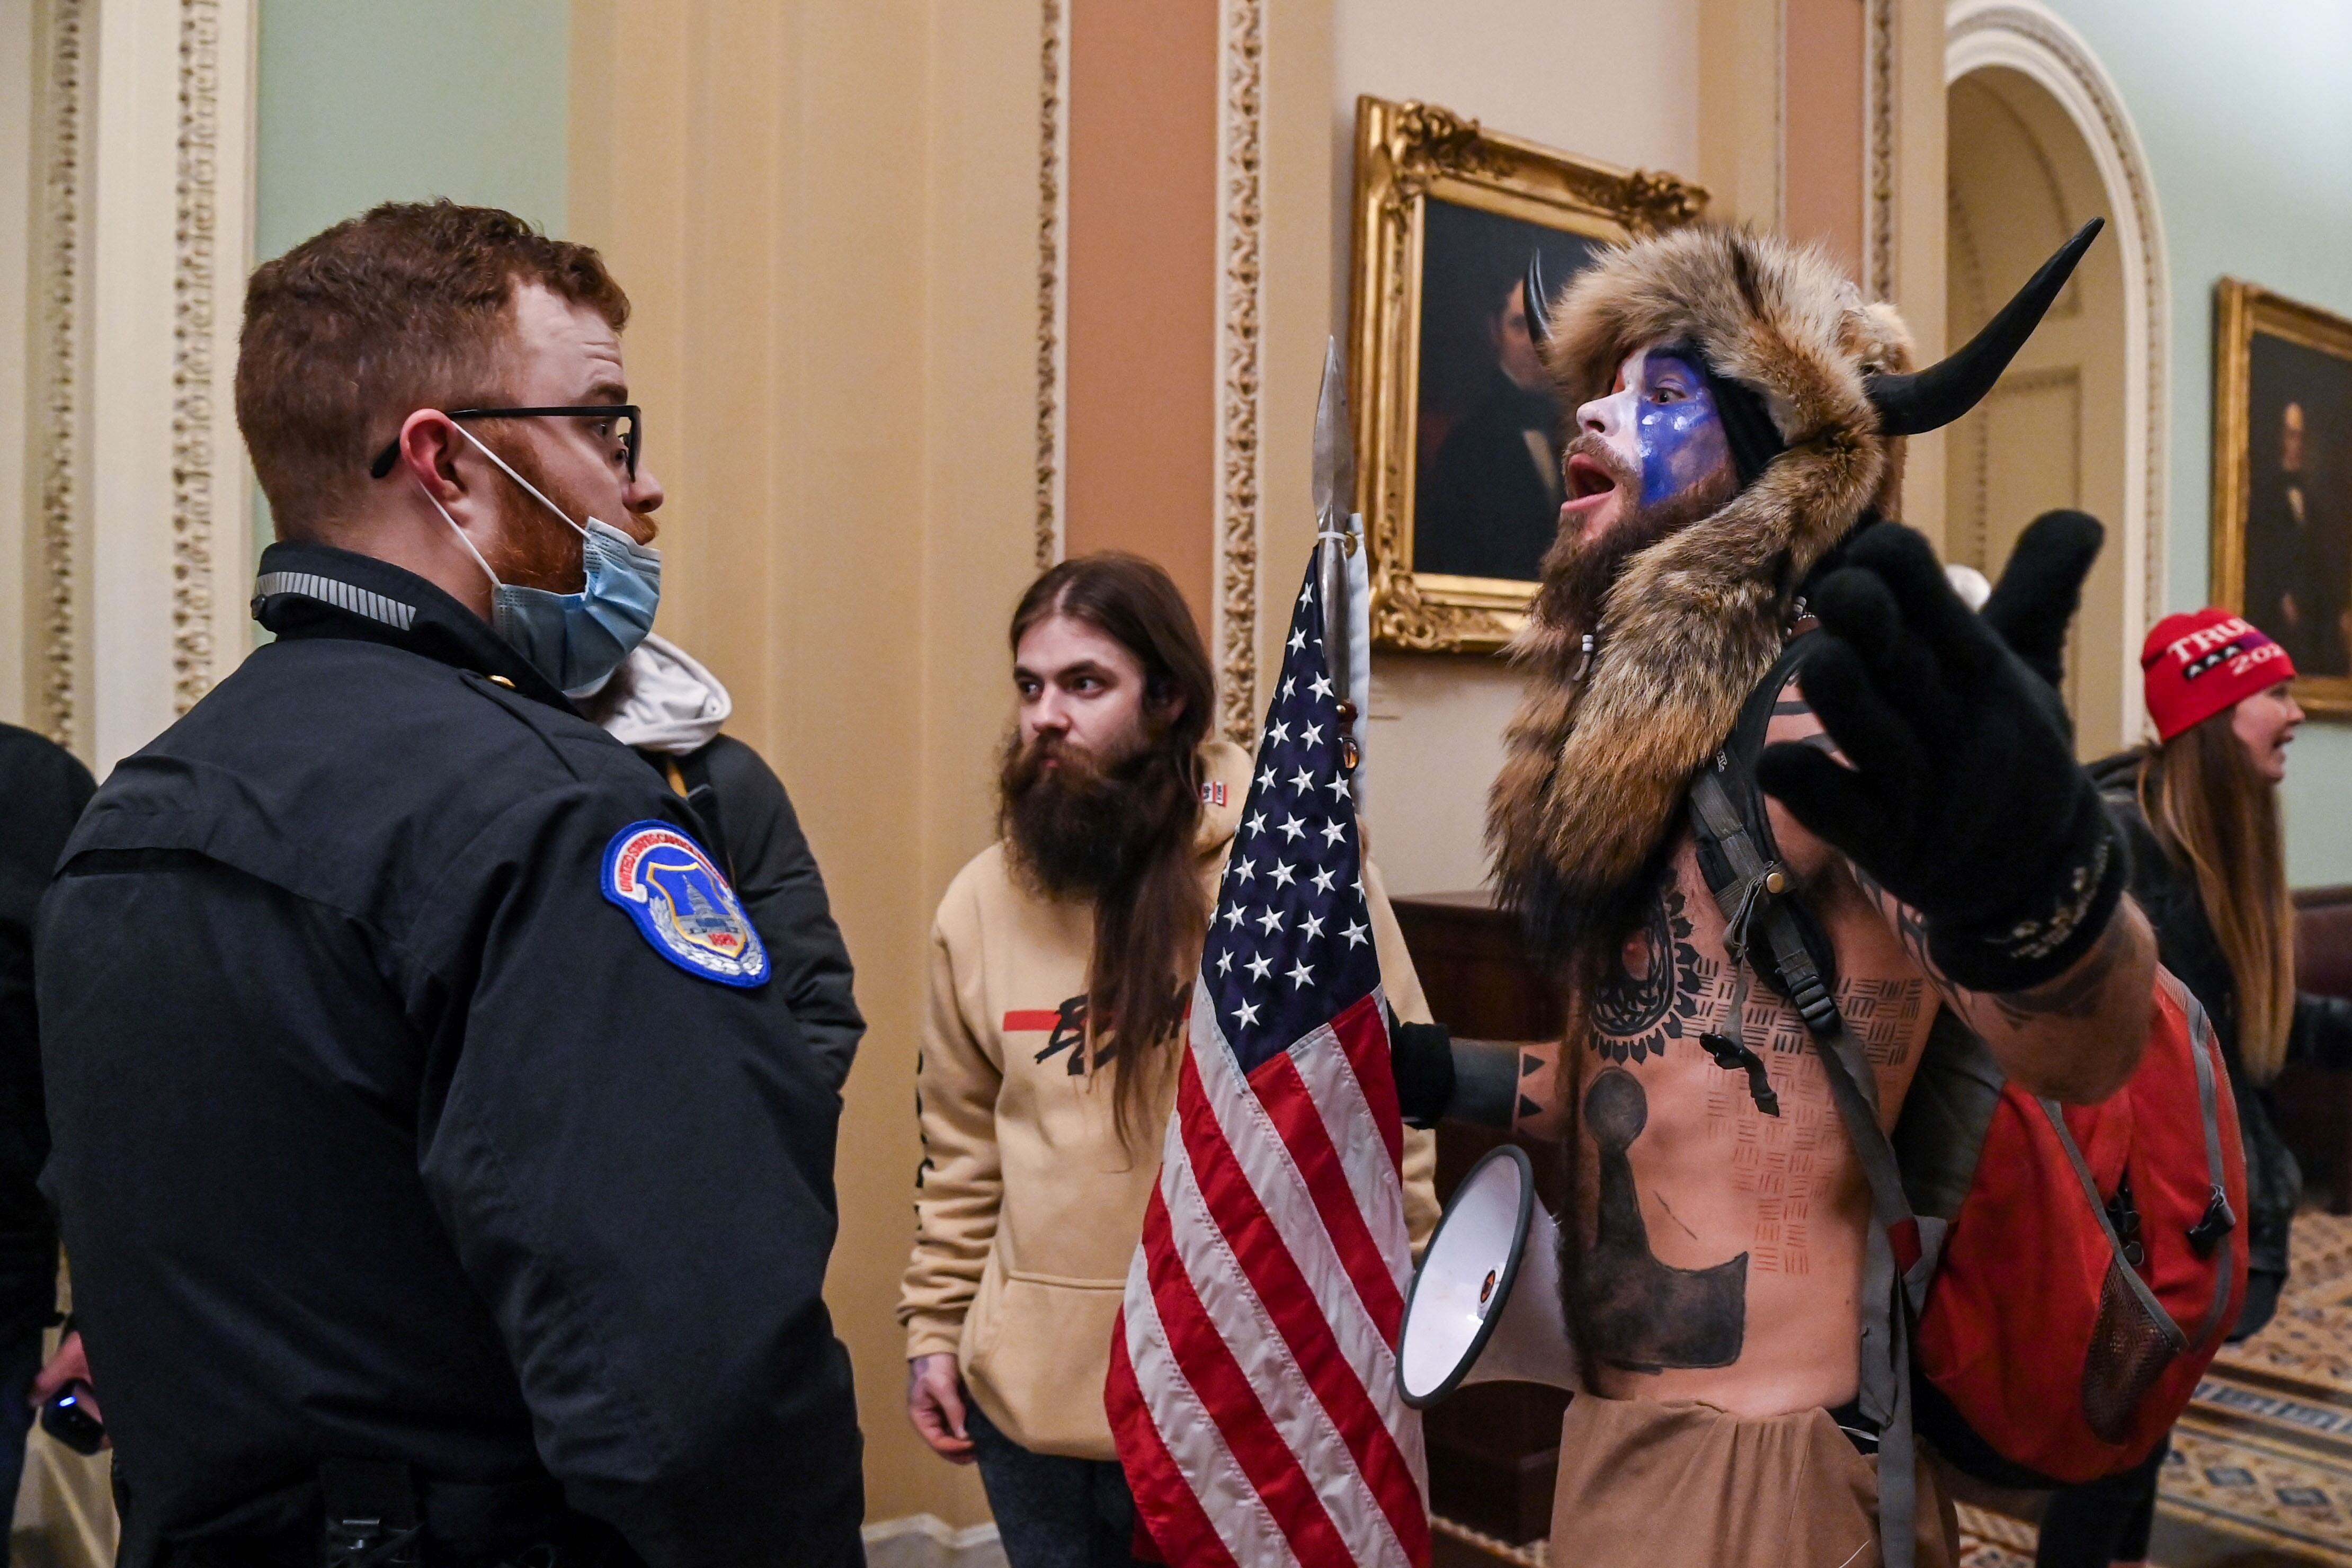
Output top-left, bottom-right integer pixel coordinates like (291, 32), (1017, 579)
(1549, 1395), (1958, 1567)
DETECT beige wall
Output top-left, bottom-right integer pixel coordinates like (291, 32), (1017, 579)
(1330, 0), (1704, 895)
(1063, 3), (1218, 626)
(571, 1), (1038, 1529)
(1785, 0), (1864, 278)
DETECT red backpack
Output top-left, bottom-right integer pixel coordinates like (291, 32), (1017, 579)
(1686, 643), (2249, 1557)
(1899, 969), (2248, 1485)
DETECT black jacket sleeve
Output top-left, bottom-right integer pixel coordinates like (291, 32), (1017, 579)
(688, 737), (865, 1092)
(2291, 991), (2352, 1073)
(0, 727), (93, 1328)
(412, 784), (862, 1568)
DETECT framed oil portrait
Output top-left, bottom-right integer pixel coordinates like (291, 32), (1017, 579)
(1347, 96), (1707, 653)
(2212, 280), (2352, 716)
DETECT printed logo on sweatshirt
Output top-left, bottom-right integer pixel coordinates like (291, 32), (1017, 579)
(1003, 995), (1110, 1074)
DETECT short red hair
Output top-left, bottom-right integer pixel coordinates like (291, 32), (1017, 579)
(234, 200), (629, 539)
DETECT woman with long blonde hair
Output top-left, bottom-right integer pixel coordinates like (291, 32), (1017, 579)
(2040, 608), (2352, 1567)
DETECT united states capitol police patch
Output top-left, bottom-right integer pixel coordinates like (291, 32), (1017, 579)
(600, 821), (770, 987)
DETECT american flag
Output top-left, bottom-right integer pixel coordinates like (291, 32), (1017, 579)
(1107, 554), (1429, 1567)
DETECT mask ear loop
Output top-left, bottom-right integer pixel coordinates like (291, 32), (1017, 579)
(449, 422), (591, 542)
(416, 476), (505, 593)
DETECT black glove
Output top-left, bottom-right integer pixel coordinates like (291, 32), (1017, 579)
(1981, 509), (2104, 729)
(1387, 1009), (1455, 1128)
(1758, 523), (2124, 994)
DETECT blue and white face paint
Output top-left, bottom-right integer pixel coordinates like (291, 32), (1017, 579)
(1575, 346), (1733, 511)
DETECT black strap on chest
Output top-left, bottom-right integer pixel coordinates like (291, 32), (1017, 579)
(645, 746), (737, 887)
(1682, 637), (1943, 1568)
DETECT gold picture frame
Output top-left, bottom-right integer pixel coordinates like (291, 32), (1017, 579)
(1347, 95), (1707, 654)
(2212, 279), (2352, 717)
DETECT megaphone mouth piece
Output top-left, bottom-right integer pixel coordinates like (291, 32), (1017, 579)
(1400, 1144), (1537, 1408)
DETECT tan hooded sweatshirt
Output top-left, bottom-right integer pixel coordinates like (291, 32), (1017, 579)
(898, 739), (1440, 1459)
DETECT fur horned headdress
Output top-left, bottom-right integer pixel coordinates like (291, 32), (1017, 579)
(1486, 219), (2101, 954)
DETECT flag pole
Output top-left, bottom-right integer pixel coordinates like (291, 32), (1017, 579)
(1314, 338), (1361, 774)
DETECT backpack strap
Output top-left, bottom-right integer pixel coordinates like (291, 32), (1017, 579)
(1685, 647), (1946, 1568)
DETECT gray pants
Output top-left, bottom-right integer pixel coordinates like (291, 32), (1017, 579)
(966, 1397), (1150, 1568)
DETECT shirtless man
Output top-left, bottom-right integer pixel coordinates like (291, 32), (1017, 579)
(1395, 225), (2152, 1567)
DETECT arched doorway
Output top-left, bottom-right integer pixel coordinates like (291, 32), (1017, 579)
(1945, 0), (2168, 758)
(1944, 67), (2126, 753)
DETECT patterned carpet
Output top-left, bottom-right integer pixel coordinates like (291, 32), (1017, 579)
(2161, 1208), (2352, 1563)
(1438, 1214), (2352, 1566)
(1962, 1209), (2352, 1566)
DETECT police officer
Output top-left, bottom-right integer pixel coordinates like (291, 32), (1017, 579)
(34, 202), (863, 1568)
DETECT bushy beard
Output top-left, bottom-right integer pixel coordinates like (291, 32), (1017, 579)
(998, 726), (1199, 900)
(1530, 433), (1736, 642)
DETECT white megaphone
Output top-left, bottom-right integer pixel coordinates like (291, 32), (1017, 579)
(1398, 1145), (1580, 1406)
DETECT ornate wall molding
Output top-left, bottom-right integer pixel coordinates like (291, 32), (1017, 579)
(35, 0), (86, 748)
(1212, 0), (1263, 743)
(172, 0), (222, 714)
(1947, 0), (2170, 706)
(1033, 0), (1067, 571)
(1864, 0), (1895, 300)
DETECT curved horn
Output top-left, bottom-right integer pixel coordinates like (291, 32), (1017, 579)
(1865, 217), (2102, 436)
(1524, 250), (1552, 348)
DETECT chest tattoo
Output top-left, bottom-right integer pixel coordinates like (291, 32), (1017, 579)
(1590, 883), (1722, 1064)
(1582, 1068), (1748, 1371)
(1695, 974), (1928, 1276)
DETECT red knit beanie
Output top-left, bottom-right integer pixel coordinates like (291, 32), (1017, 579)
(2140, 608), (2296, 741)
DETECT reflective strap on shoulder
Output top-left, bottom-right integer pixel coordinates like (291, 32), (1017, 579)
(253, 571), (418, 632)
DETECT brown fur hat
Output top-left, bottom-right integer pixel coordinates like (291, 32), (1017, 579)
(1487, 225), (1916, 950)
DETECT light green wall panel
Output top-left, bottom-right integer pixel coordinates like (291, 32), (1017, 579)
(250, 0), (572, 567)
(2039, 0), (2352, 884)
(256, 0), (570, 261)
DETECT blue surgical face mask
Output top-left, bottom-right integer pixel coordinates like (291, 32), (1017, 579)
(420, 425), (662, 695)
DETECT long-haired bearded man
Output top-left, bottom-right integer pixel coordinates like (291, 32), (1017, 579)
(1389, 225), (2160, 1566)
(897, 553), (1442, 1568)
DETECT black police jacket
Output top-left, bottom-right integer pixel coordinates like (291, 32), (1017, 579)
(36, 543), (863, 1568)
(0, 724), (93, 1341)
(637, 736), (865, 1094)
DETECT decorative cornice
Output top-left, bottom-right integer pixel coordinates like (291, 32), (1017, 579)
(1865, 0), (1895, 300)
(1213, 0), (1263, 743)
(173, 0), (222, 714)
(36, 0), (85, 749)
(1033, 0), (1066, 572)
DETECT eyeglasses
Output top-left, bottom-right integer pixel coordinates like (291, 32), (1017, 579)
(369, 405), (642, 481)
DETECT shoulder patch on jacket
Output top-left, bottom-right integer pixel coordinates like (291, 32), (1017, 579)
(601, 821), (770, 987)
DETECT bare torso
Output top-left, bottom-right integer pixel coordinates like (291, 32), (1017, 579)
(1501, 655), (2157, 1414)
(1542, 689), (1934, 1415)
